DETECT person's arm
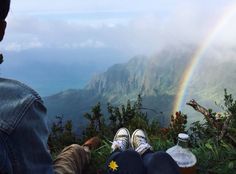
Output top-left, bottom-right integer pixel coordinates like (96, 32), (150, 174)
(0, 135), (13, 173)
(8, 99), (54, 174)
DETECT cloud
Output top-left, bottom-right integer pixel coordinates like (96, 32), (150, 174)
(12, 0), (175, 14)
(3, 0), (236, 57)
(61, 39), (106, 49)
(79, 39), (106, 48)
(3, 38), (43, 52)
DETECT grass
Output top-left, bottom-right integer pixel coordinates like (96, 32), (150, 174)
(86, 137), (236, 174)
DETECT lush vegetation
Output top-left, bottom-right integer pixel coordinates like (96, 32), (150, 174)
(48, 91), (236, 174)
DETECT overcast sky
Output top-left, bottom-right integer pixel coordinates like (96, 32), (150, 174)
(1, 0), (236, 55)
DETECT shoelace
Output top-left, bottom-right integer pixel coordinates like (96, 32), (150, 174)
(111, 137), (128, 151)
(136, 136), (147, 146)
(135, 136), (151, 154)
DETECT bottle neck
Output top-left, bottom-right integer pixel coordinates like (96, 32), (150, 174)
(177, 138), (188, 148)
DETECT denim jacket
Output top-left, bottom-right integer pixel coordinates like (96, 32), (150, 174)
(0, 78), (54, 174)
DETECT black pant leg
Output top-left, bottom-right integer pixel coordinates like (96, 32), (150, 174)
(106, 150), (146, 174)
(142, 151), (180, 174)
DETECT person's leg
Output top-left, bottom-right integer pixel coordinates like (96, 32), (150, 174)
(131, 129), (180, 174)
(53, 137), (100, 174)
(53, 144), (89, 174)
(106, 128), (146, 174)
(106, 149), (146, 174)
(142, 150), (180, 174)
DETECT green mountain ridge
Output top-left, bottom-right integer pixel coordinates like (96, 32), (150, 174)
(44, 46), (236, 127)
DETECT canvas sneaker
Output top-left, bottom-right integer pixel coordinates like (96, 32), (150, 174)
(111, 128), (130, 151)
(131, 129), (152, 155)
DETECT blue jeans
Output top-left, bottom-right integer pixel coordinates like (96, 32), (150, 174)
(106, 149), (180, 174)
(0, 78), (54, 173)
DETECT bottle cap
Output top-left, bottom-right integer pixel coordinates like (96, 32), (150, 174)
(178, 133), (189, 140)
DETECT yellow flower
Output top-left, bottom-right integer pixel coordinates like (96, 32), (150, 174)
(108, 160), (119, 171)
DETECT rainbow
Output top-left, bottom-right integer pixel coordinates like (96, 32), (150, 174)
(172, 3), (236, 114)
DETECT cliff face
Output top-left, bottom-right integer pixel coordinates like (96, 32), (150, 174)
(86, 47), (194, 102)
(44, 46), (236, 126)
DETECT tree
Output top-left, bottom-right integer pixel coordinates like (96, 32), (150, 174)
(107, 103), (117, 134)
(48, 116), (77, 154)
(187, 90), (236, 173)
(83, 102), (106, 139)
(168, 111), (187, 142)
(187, 89), (236, 145)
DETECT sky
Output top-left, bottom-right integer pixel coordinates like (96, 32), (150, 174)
(1, 0), (236, 95)
(2, 0), (236, 54)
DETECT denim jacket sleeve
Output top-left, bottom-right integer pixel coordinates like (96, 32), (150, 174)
(0, 78), (54, 174)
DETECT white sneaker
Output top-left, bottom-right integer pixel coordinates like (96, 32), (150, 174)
(131, 129), (152, 155)
(111, 128), (130, 151)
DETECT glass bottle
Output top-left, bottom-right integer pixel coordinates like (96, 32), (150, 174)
(166, 133), (197, 174)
